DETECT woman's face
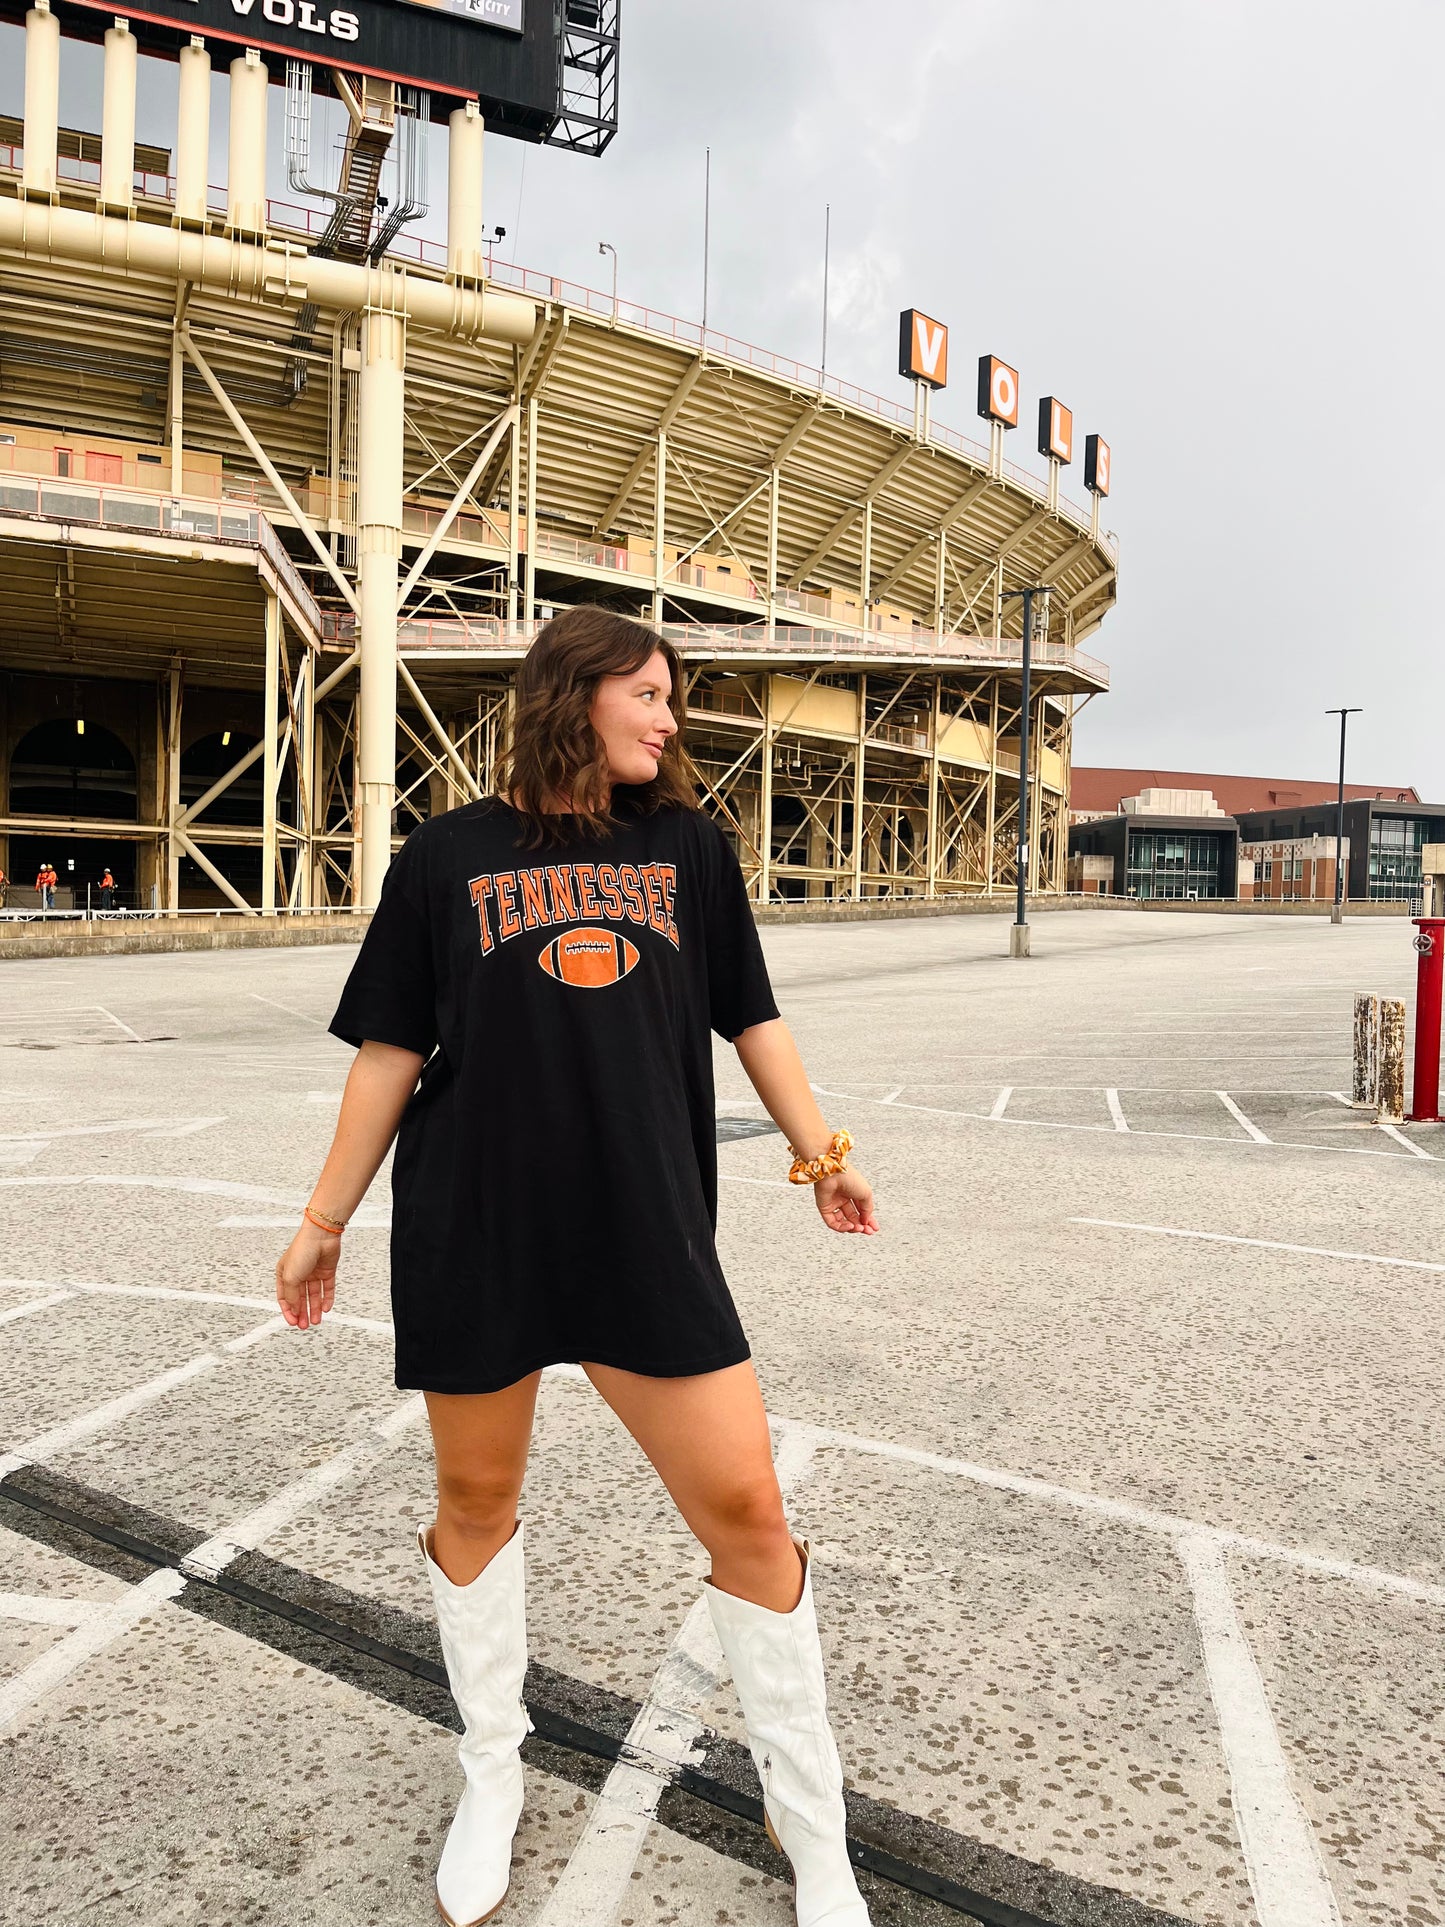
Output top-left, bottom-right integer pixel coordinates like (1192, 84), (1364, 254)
(589, 649), (678, 787)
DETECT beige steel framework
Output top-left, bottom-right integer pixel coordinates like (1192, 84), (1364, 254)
(0, 12), (1115, 910)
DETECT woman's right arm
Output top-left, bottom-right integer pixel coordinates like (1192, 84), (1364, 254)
(275, 1038), (426, 1330)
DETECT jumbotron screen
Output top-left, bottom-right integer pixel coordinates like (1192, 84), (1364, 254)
(48, 0), (561, 135)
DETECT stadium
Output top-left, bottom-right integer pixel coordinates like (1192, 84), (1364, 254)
(0, 0), (1117, 915)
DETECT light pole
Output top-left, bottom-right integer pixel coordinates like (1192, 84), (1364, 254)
(1003, 586), (1048, 956)
(1326, 706), (1362, 924)
(598, 241), (618, 324)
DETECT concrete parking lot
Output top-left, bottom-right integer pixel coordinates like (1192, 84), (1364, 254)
(0, 908), (1439, 1927)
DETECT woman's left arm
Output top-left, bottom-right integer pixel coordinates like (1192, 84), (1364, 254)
(732, 1018), (879, 1235)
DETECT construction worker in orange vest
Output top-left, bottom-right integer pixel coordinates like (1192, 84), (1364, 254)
(36, 862), (57, 910)
(98, 868), (116, 912)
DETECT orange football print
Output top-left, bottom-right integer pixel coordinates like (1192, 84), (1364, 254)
(539, 926), (641, 988)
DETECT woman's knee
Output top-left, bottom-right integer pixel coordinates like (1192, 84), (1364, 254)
(696, 1470), (791, 1555)
(435, 1467), (522, 1539)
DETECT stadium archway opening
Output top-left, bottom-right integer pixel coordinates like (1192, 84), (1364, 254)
(9, 719), (137, 903)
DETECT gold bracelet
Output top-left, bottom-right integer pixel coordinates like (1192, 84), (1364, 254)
(787, 1128), (853, 1186)
(304, 1204), (347, 1234)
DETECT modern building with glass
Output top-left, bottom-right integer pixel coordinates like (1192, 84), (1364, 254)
(1066, 811), (1240, 900)
(1233, 798), (1445, 909)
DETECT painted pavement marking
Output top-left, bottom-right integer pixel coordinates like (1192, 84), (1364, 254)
(94, 1005), (143, 1044)
(0, 1592), (103, 1628)
(0, 1291), (74, 1327)
(180, 1393), (427, 1581)
(1105, 1087), (1129, 1131)
(0, 1274), (391, 1333)
(1379, 1122), (1434, 1160)
(1180, 1533), (1342, 1927)
(249, 992), (331, 1029)
(988, 1086), (1012, 1120)
(1070, 1218), (1445, 1277)
(0, 1567), (187, 1734)
(1215, 1092), (1271, 1143)
(0, 1334), (279, 1483)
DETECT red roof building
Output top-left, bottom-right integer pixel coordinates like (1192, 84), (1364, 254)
(1071, 767), (1419, 819)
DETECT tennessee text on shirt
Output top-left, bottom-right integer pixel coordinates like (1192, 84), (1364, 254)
(467, 861), (680, 955)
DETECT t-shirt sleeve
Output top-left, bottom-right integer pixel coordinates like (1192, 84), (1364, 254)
(699, 818), (780, 1041)
(329, 836), (438, 1058)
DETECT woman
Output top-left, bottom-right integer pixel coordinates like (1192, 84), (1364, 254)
(275, 607), (879, 1927)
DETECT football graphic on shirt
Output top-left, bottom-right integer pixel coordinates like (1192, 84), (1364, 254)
(538, 926), (641, 988)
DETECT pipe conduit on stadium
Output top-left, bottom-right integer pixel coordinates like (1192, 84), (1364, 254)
(0, 196), (537, 343)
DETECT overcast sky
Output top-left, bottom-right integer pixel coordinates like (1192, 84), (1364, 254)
(5, 1), (1439, 792)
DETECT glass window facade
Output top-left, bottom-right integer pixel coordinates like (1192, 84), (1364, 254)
(1125, 830), (1224, 900)
(1368, 814), (1444, 907)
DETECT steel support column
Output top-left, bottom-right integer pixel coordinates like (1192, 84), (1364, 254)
(651, 429), (667, 624)
(261, 589), (280, 913)
(165, 661), (182, 911)
(357, 305), (405, 907)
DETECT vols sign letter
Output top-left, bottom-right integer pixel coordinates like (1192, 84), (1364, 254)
(977, 354), (1019, 427)
(897, 309), (949, 389)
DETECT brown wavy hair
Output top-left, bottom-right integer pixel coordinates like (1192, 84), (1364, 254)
(497, 606), (698, 846)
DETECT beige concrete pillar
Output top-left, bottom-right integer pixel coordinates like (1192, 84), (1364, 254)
(227, 49), (268, 234)
(175, 39), (211, 226)
(22, 4), (60, 199)
(100, 20), (137, 210)
(447, 102), (485, 279)
(357, 307), (405, 907)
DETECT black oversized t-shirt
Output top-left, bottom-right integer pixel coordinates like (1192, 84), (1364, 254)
(329, 798), (780, 1392)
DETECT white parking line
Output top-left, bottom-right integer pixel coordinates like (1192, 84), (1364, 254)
(94, 1005), (143, 1043)
(181, 1393), (426, 1580)
(1105, 1088), (1129, 1132)
(0, 1339), (272, 1482)
(772, 1412), (1445, 1609)
(810, 1084), (1424, 1162)
(249, 993), (329, 1029)
(0, 1567), (187, 1734)
(1069, 1218), (1445, 1276)
(1379, 1123), (1434, 1160)
(1180, 1534), (1342, 1927)
(0, 1592), (101, 1628)
(989, 1086), (1012, 1119)
(0, 1275), (392, 1334)
(0, 1291), (74, 1327)
(1216, 1092), (1271, 1142)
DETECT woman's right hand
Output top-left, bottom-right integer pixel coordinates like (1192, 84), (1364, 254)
(275, 1221), (341, 1330)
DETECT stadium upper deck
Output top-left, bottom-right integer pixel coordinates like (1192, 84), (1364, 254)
(0, 22), (1118, 912)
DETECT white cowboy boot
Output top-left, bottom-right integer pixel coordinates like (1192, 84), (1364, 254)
(705, 1542), (871, 1925)
(418, 1521), (532, 1927)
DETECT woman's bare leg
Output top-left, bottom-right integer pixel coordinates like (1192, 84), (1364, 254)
(425, 1373), (543, 1585)
(583, 1360), (802, 1612)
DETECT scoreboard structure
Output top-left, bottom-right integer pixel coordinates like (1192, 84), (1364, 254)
(12, 0), (620, 147)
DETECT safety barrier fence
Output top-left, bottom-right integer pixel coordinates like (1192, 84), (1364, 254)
(317, 610), (1109, 686)
(0, 146), (1115, 555)
(0, 469), (322, 635)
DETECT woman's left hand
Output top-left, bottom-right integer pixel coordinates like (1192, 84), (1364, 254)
(813, 1167), (879, 1235)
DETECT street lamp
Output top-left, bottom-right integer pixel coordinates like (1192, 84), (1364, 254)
(598, 241), (618, 324)
(1002, 585), (1050, 957)
(483, 223), (506, 276)
(1326, 706), (1362, 925)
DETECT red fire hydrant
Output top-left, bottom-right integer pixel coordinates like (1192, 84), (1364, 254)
(1408, 917), (1445, 1122)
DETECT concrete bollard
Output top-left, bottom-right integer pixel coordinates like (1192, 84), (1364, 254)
(1354, 992), (1406, 1122)
(1377, 999), (1406, 1124)
(1352, 993), (1378, 1108)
